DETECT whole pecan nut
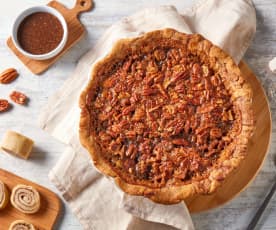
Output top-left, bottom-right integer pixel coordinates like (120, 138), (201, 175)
(9, 91), (27, 105)
(0, 99), (10, 112)
(0, 68), (19, 84)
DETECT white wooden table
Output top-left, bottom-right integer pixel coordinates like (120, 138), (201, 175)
(0, 0), (275, 229)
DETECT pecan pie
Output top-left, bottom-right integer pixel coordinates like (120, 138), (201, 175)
(79, 29), (254, 204)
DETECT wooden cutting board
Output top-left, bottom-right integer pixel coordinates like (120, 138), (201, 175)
(7, 0), (94, 75)
(185, 61), (272, 213)
(0, 169), (61, 230)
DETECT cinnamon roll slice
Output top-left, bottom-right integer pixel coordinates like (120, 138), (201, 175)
(0, 180), (9, 210)
(11, 184), (40, 214)
(9, 220), (36, 230)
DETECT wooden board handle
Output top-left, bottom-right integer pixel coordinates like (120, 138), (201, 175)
(71, 0), (94, 17)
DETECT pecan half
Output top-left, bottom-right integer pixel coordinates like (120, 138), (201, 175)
(9, 91), (28, 105)
(172, 138), (189, 146)
(0, 68), (19, 84)
(0, 99), (10, 112)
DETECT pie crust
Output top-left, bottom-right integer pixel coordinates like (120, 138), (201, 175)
(79, 29), (254, 204)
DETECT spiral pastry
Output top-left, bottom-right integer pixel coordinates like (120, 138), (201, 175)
(11, 184), (40, 214)
(9, 220), (36, 230)
(0, 180), (9, 210)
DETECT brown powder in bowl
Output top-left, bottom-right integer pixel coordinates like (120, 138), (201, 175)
(17, 12), (64, 55)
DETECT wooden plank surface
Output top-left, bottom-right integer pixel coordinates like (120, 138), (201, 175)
(0, 0), (275, 230)
(0, 169), (60, 230)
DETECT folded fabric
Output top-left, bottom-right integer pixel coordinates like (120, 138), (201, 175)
(39, 0), (256, 229)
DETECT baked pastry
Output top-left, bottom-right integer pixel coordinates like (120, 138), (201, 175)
(0, 180), (9, 209)
(11, 184), (40, 214)
(79, 29), (254, 204)
(9, 220), (36, 230)
(1, 130), (34, 159)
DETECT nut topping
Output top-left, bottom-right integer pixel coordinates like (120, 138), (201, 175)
(87, 44), (237, 187)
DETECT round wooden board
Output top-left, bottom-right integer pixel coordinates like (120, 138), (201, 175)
(184, 61), (272, 213)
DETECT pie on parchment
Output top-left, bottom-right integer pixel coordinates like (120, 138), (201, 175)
(79, 29), (254, 204)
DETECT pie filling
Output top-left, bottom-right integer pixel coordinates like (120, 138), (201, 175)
(87, 41), (237, 188)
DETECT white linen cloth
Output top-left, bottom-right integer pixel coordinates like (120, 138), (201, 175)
(39, 0), (256, 229)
